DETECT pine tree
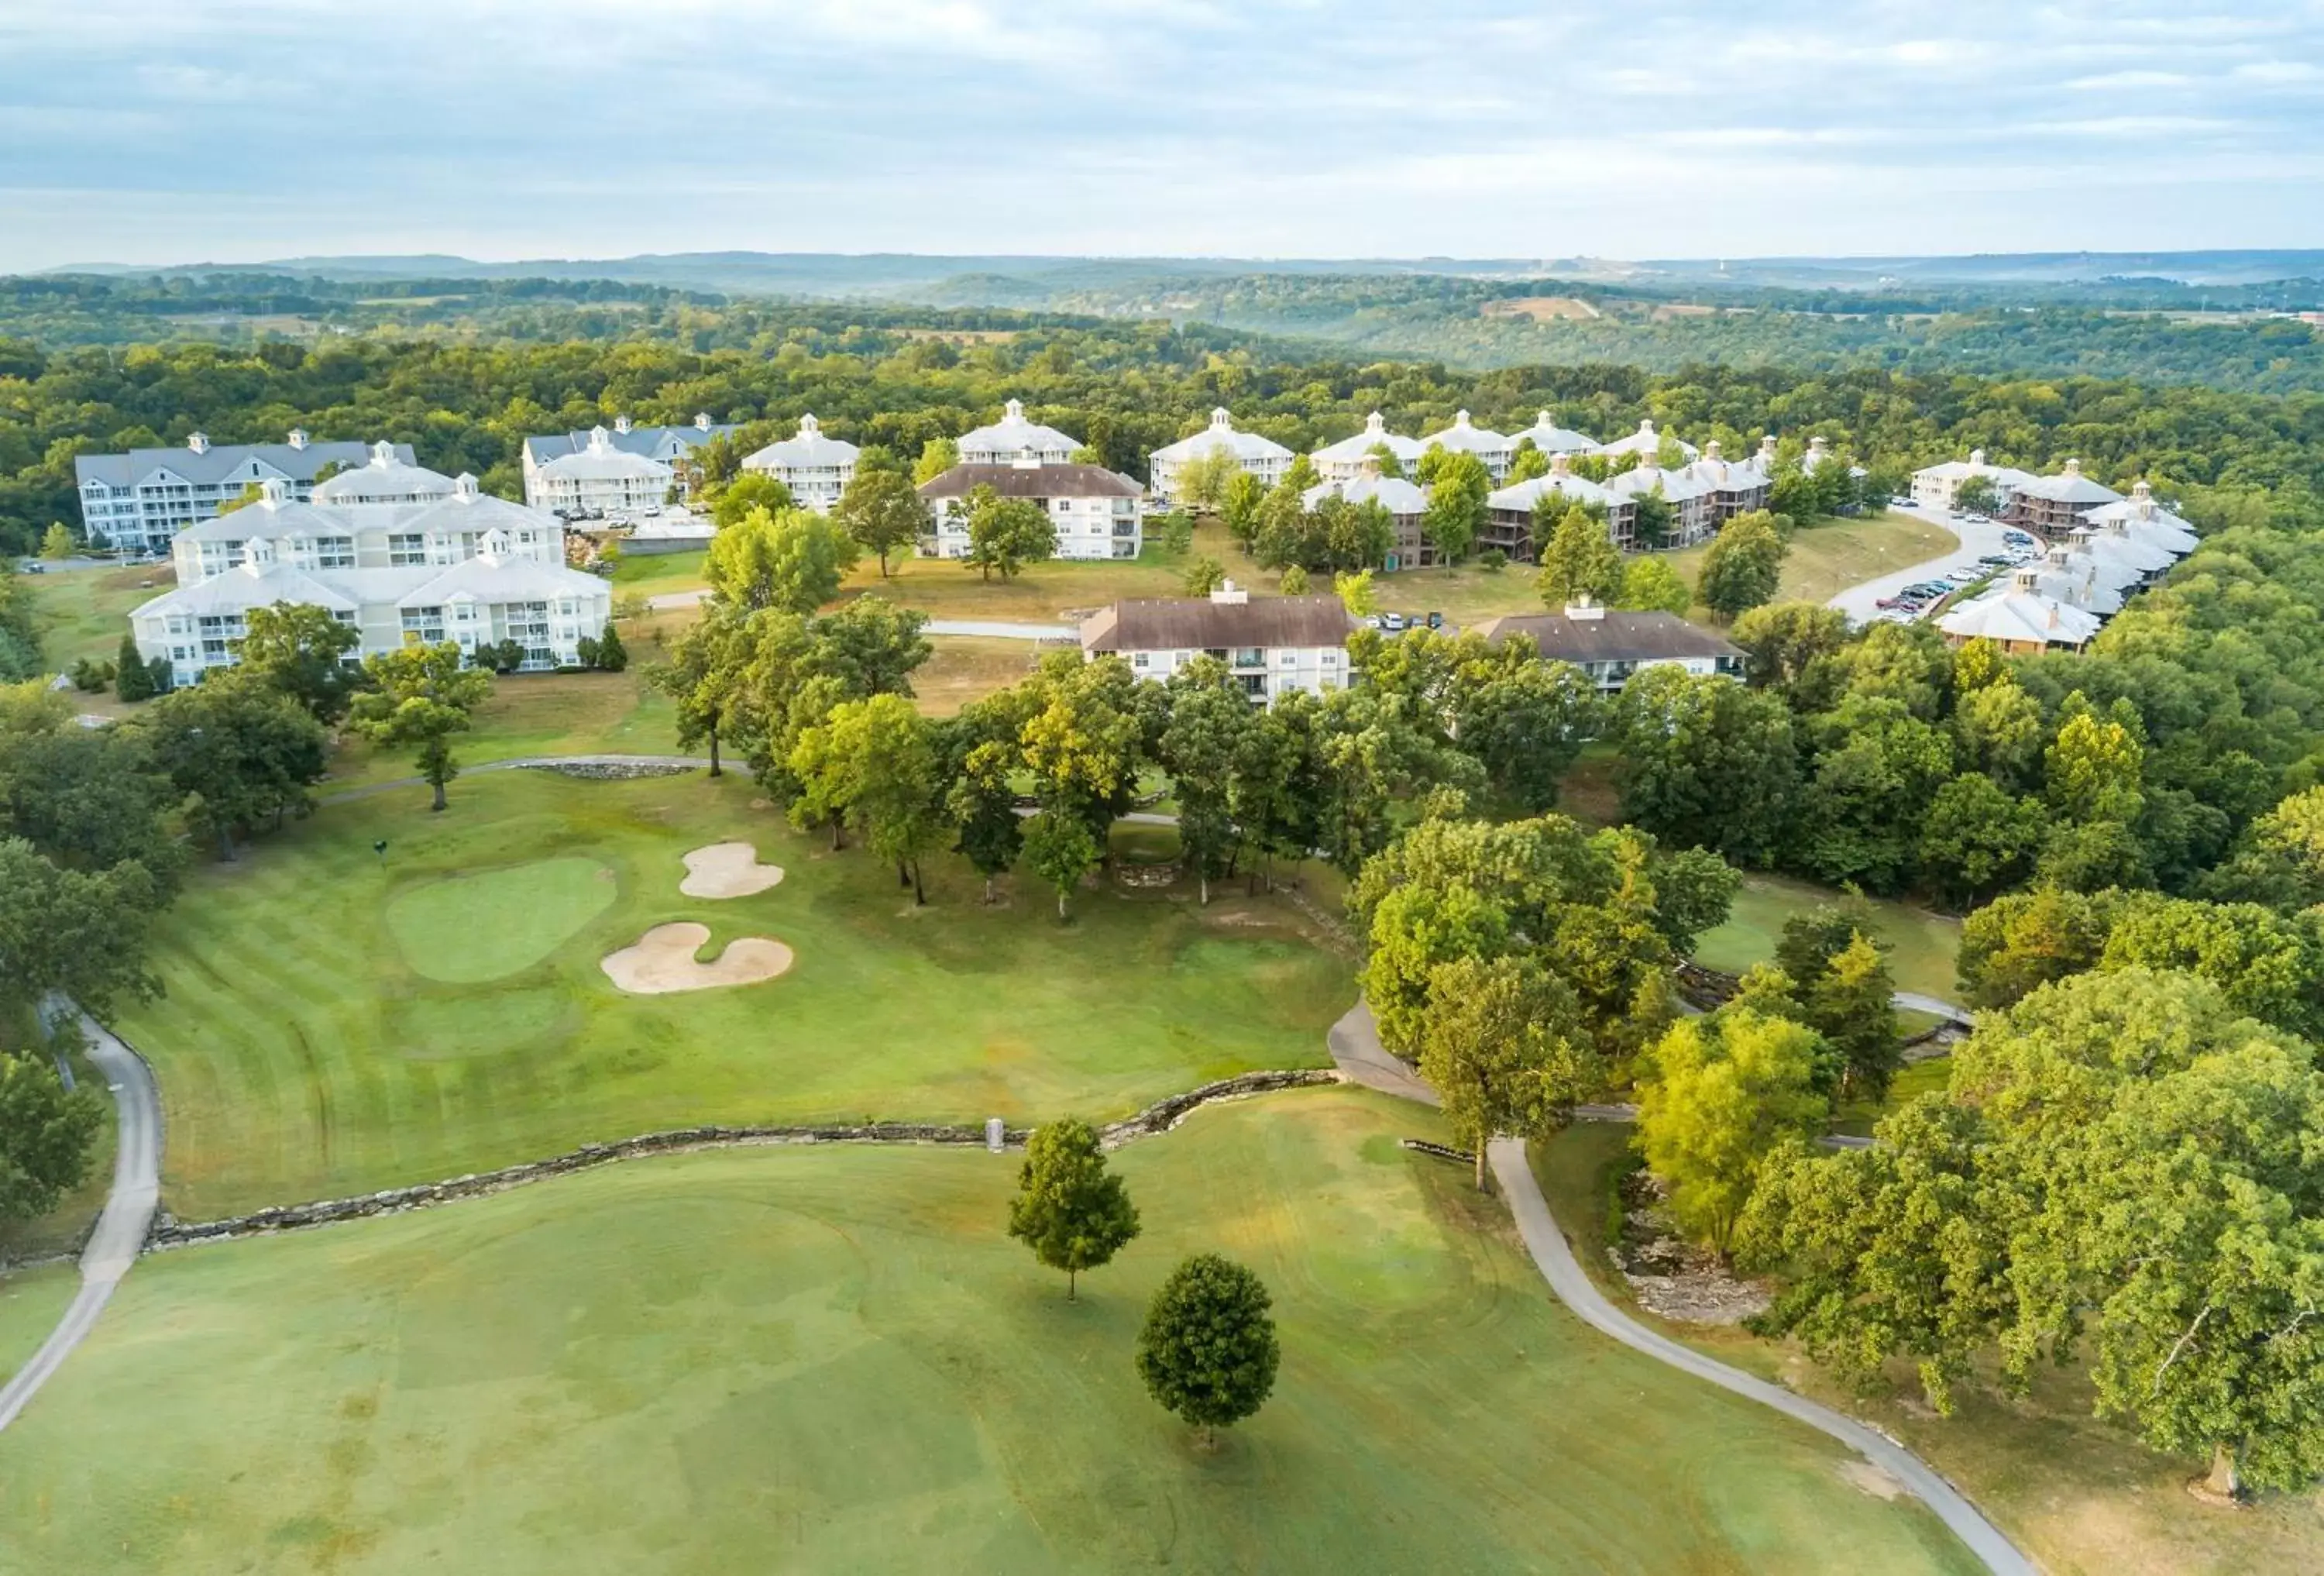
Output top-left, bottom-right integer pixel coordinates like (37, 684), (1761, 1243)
(114, 632), (156, 700)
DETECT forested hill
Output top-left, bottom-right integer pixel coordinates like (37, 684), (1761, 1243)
(5, 310), (2324, 555)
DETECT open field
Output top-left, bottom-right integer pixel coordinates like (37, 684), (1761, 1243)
(0, 1090), (1978, 1573)
(1691, 871), (1964, 1002)
(1533, 1124), (2324, 1576)
(113, 768), (1351, 1218)
(914, 634), (1042, 714)
(1661, 509), (1957, 614)
(23, 561), (174, 675)
(0, 1264), (77, 1388)
(608, 548), (708, 596)
(323, 671), (675, 789)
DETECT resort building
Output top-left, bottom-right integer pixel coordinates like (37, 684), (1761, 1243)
(1483, 457), (1632, 558)
(741, 414), (858, 512)
(1150, 410), (1294, 505)
(1609, 440), (1777, 546)
(520, 414), (737, 511)
(917, 462), (1144, 561)
(957, 400), (1082, 466)
(1506, 411), (1600, 456)
(2005, 459), (2124, 536)
(74, 430), (401, 555)
(1472, 601), (1745, 692)
(1417, 411), (1514, 480)
(1301, 467), (1435, 570)
(1312, 412), (1426, 483)
(2085, 480), (2199, 556)
(127, 457), (611, 687)
(1593, 418), (1698, 464)
(1937, 569), (2103, 654)
(1910, 449), (2037, 513)
(1079, 583), (1352, 702)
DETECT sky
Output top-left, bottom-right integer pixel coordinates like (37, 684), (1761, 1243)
(1, 0), (2322, 271)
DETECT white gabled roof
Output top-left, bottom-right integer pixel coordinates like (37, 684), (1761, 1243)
(1593, 418), (1698, 462)
(1152, 408), (1293, 463)
(397, 554), (613, 607)
(1302, 473), (1429, 514)
(957, 398), (1081, 459)
(1312, 411), (1426, 466)
(132, 561), (360, 621)
(537, 427), (673, 481)
(176, 490), (346, 542)
(1488, 466), (1621, 513)
(398, 477), (562, 535)
(312, 441), (459, 504)
(744, 413), (861, 470)
(2084, 482), (2199, 554)
(2023, 551), (2127, 615)
(1418, 409), (1511, 458)
(1939, 580), (2102, 647)
(1508, 410), (1599, 455)
(2014, 459), (2122, 507)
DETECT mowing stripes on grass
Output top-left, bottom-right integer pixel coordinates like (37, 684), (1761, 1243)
(0, 1090), (1982, 1574)
(384, 857), (618, 982)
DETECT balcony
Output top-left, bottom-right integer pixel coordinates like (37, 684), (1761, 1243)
(1230, 647), (1267, 670)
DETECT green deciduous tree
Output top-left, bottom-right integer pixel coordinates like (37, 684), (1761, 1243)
(38, 522), (73, 559)
(911, 437), (959, 486)
(1332, 568), (1377, 618)
(0, 1043), (105, 1221)
(346, 642), (493, 812)
(1614, 556), (1692, 616)
(1696, 511), (1789, 621)
(1613, 666), (1798, 866)
(2046, 701), (2146, 825)
(1135, 1254), (1281, 1448)
(1421, 450), (1490, 560)
(1636, 1008), (1830, 1255)
(706, 504), (859, 614)
(229, 601), (363, 723)
(709, 472), (795, 530)
(962, 486), (1056, 582)
(647, 605), (751, 776)
(0, 838), (161, 1024)
(789, 693), (944, 901)
(1023, 810), (1099, 921)
(112, 632), (156, 701)
(1006, 1117), (1141, 1299)
(1728, 601), (1850, 690)
(1219, 469), (1266, 544)
(1803, 931), (1903, 1099)
(830, 467), (926, 578)
(1534, 504), (1624, 607)
(1181, 556), (1226, 597)
(1160, 659), (1253, 904)
(1419, 954), (1601, 1190)
(1918, 773), (2045, 909)
(138, 672), (330, 855)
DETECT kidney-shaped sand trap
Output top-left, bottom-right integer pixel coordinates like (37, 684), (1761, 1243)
(679, 842), (786, 899)
(601, 923), (794, 994)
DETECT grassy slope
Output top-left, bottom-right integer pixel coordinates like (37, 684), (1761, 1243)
(112, 769), (1351, 1218)
(1532, 1124), (2324, 1576)
(0, 1091), (1978, 1574)
(1661, 511), (1958, 614)
(1691, 872), (1965, 1002)
(0, 1264), (77, 1388)
(24, 561), (175, 675)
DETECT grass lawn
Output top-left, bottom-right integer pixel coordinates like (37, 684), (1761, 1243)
(0, 1089), (1978, 1574)
(1659, 511), (1958, 614)
(832, 547), (1193, 624)
(1691, 872), (1964, 1002)
(0, 1263), (76, 1388)
(23, 561), (176, 675)
(914, 635), (1041, 716)
(322, 671), (676, 790)
(112, 768), (1353, 1219)
(609, 548), (707, 596)
(1532, 1124), (2324, 1575)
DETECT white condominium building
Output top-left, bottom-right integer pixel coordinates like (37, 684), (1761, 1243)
(1910, 448), (2037, 512)
(1482, 456), (1631, 557)
(957, 399), (1082, 465)
(1079, 583), (1353, 703)
(1149, 409), (1294, 504)
(741, 415), (859, 512)
(520, 414), (737, 512)
(128, 452), (611, 688)
(1418, 410), (1515, 480)
(1301, 470), (1435, 570)
(1311, 412), (1426, 483)
(1506, 411), (1600, 456)
(916, 461), (1145, 561)
(74, 430), (406, 554)
(1593, 418), (1699, 463)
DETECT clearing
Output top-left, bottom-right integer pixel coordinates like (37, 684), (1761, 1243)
(0, 1090), (1978, 1574)
(1690, 871), (1964, 1003)
(110, 768), (1351, 1218)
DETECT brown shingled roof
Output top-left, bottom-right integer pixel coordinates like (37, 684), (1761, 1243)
(916, 462), (1142, 501)
(1471, 610), (1742, 665)
(1081, 595), (1354, 652)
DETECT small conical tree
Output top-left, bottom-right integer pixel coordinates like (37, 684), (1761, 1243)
(114, 633), (156, 700)
(593, 621), (628, 673)
(1136, 1254), (1280, 1449)
(1006, 1118), (1140, 1299)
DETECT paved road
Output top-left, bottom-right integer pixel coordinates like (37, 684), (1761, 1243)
(0, 1011), (161, 1435)
(1326, 1000), (2025, 1575)
(1827, 511), (2012, 627)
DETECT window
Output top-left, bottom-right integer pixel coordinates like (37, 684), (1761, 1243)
(318, 537), (354, 568)
(1321, 652), (1339, 667)
(401, 607), (445, 644)
(1131, 653), (1149, 669)
(389, 534), (425, 566)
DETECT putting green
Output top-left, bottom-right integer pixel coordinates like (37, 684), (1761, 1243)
(0, 1090), (1980, 1573)
(383, 856), (618, 983)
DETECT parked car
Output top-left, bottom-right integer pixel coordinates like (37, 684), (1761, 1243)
(1425, 611), (1445, 629)
(1875, 594), (1917, 611)
(1964, 513), (1992, 525)
(2003, 529), (2035, 545)
(1978, 555), (2015, 568)
(19, 561), (45, 573)
(1380, 612), (1409, 631)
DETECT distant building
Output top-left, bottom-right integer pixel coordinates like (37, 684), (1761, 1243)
(957, 399), (1082, 466)
(1311, 412), (1426, 483)
(2006, 459), (2123, 536)
(1483, 456), (1631, 558)
(1910, 448), (2037, 513)
(1302, 467), (1434, 570)
(741, 415), (858, 512)
(520, 414), (736, 512)
(1593, 418), (1698, 464)
(1608, 439), (1774, 547)
(917, 462), (1144, 561)
(1418, 410), (1515, 480)
(1937, 569), (2103, 654)
(1079, 583), (1351, 702)
(1472, 600), (1744, 692)
(1505, 411), (1600, 456)
(1150, 409), (1294, 505)
(128, 457), (610, 687)
(74, 430), (402, 554)
(2084, 481), (2199, 556)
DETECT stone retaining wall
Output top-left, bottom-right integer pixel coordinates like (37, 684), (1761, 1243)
(150, 1069), (1346, 1249)
(1397, 1138), (1476, 1166)
(521, 760), (696, 781)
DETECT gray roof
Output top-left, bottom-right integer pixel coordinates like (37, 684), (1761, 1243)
(743, 414), (858, 470)
(1081, 594), (1353, 652)
(2013, 462), (2122, 506)
(1312, 412), (1426, 465)
(957, 399), (1082, 459)
(1152, 410), (1294, 463)
(1508, 411), (1599, 454)
(920, 463), (1142, 501)
(522, 419), (737, 466)
(1303, 474), (1428, 514)
(1418, 410), (1511, 457)
(1472, 610), (1741, 665)
(77, 437), (407, 491)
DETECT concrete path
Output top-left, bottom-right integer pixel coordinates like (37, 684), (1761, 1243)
(1827, 511), (2011, 627)
(1894, 990), (1974, 1027)
(0, 1013), (161, 1435)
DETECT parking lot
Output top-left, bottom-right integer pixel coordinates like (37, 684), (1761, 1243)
(1825, 505), (2025, 626)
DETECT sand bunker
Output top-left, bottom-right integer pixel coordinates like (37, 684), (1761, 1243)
(679, 842), (786, 899)
(601, 923), (794, 994)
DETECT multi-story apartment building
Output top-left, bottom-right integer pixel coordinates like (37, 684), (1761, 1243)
(741, 414), (858, 512)
(1937, 477), (2195, 655)
(917, 462), (1144, 561)
(1473, 601), (1745, 692)
(1593, 418), (1698, 463)
(1608, 440), (1775, 546)
(2005, 459), (2123, 536)
(1505, 411), (1600, 456)
(1937, 569), (2103, 654)
(128, 449), (611, 688)
(520, 414), (736, 511)
(1910, 448), (2037, 512)
(957, 400), (1082, 466)
(74, 430), (402, 554)
(1311, 412), (1426, 483)
(1149, 409), (1293, 505)
(1418, 411), (1514, 480)
(1482, 457), (1631, 558)
(1079, 583), (1351, 702)
(1302, 469), (1434, 569)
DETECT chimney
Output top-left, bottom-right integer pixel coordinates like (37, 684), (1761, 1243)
(1358, 456), (1383, 482)
(1550, 452), (1573, 478)
(694, 411), (711, 430)
(187, 432), (210, 455)
(1704, 439), (1722, 462)
(287, 427), (308, 451)
(1565, 594), (1606, 621)
(2013, 568), (2040, 594)
(2047, 601), (2060, 631)
(1759, 434), (1778, 459)
(1209, 579), (1249, 605)
(615, 415), (634, 435)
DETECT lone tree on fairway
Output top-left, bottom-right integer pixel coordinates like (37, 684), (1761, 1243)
(1136, 1254), (1281, 1448)
(348, 642), (493, 811)
(1006, 1118), (1140, 1299)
